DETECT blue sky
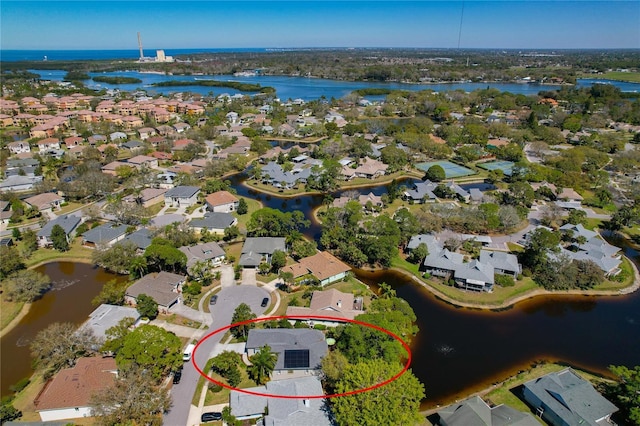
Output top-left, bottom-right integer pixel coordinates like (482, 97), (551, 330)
(1, 1), (639, 50)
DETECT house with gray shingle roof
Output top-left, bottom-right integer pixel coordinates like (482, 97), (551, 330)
(188, 212), (237, 234)
(438, 395), (539, 426)
(121, 228), (153, 251)
(240, 237), (286, 267)
(80, 304), (140, 341)
(404, 180), (438, 203)
(479, 250), (521, 276)
(179, 242), (225, 270)
(164, 185), (200, 207)
(229, 376), (330, 425)
(124, 271), (186, 313)
(37, 214), (81, 247)
(522, 368), (618, 426)
(246, 329), (328, 373)
(82, 223), (128, 248)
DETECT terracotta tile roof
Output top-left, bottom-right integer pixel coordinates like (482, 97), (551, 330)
(286, 251), (352, 282)
(286, 289), (362, 321)
(205, 190), (239, 207)
(24, 192), (62, 210)
(35, 357), (117, 411)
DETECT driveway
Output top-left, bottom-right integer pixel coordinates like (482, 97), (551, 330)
(163, 285), (270, 426)
(169, 303), (206, 324)
(219, 264), (235, 287)
(241, 268), (257, 286)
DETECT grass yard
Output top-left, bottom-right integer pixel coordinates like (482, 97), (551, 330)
(204, 370), (257, 405)
(23, 238), (93, 268)
(224, 241), (243, 265)
(593, 257), (635, 291)
(581, 71), (640, 83)
(157, 313), (202, 329)
(0, 299), (24, 332)
(256, 271), (279, 283)
(232, 196), (262, 234)
(56, 202), (84, 215)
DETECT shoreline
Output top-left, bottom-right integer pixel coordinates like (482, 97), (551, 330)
(380, 252), (640, 310)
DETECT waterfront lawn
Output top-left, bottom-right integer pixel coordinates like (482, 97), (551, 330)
(594, 257), (635, 291)
(232, 196), (262, 233)
(1, 299), (24, 332)
(581, 71), (640, 83)
(22, 238), (93, 268)
(11, 372), (47, 422)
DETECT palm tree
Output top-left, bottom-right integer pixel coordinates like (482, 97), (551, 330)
(248, 345), (277, 385)
(129, 256), (148, 279)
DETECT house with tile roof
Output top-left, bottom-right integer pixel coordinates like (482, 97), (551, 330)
(205, 190), (239, 213)
(24, 192), (64, 213)
(280, 251), (351, 286)
(286, 289), (363, 327)
(522, 368), (618, 426)
(124, 271), (186, 313)
(229, 376), (331, 425)
(34, 357), (117, 422)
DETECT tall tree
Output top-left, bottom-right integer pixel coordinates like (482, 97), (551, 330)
(332, 359), (425, 426)
(90, 367), (171, 426)
(2, 269), (50, 302)
(112, 324), (182, 382)
(230, 303), (256, 341)
(136, 294), (159, 319)
(247, 345), (277, 385)
(50, 224), (69, 251)
(605, 365), (640, 426)
(30, 322), (99, 378)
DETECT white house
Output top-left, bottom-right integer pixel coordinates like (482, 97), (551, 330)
(164, 186), (200, 207)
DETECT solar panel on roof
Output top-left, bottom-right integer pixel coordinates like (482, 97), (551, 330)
(284, 349), (310, 369)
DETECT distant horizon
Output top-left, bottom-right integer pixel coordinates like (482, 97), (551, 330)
(3, 47), (640, 52)
(1, 1), (638, 51)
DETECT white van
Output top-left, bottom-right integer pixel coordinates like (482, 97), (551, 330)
(183, 344), (195, 362)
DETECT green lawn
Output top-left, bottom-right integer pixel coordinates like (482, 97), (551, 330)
(204, 369), (257, 405)
(1, 299), (24, 332)
(580, 71), (640, 83)
(22, 238), (93, 268)
(232, 196), (262, 234)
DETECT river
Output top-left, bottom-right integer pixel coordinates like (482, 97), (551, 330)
(2, 179), (639, 409)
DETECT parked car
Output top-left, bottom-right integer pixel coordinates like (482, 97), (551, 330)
(172, 369), (182, 384)
(261, 297), (269, 307)
(201, 412), (222, 422)
(209, 295), (218, 305)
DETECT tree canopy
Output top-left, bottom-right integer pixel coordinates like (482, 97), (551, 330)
(332, 359), (425, 426)
(247, 208), (309, 237)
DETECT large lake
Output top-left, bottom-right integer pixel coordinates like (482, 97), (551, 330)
(30, 69), (640, 100)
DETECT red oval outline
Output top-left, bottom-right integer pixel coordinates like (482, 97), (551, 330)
(192, 315), (412, 399)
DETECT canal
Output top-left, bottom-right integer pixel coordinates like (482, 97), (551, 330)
(1, 180), (639, 410)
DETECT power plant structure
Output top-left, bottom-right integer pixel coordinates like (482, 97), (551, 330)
(137, 32), (174, 63)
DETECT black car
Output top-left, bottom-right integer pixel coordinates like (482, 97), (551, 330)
(209, 295), (218, 305)
(261, 297), (269, 307)
(201, 411), (222, 422)
(172, 369), (182, 384)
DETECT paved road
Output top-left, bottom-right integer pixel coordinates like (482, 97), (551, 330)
(163, 285), (270, 426)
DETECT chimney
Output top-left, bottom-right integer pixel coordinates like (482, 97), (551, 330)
(337, 300), (342, 308)
(303, 399), (310, 407)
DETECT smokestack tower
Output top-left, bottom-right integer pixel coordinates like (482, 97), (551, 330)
(137, 32), (144, 60)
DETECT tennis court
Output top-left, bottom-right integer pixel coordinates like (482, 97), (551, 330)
(416, 161), (475, 178)
(478, 160), (515, 176)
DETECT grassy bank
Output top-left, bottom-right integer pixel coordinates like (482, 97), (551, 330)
(580, 71), (640, 83)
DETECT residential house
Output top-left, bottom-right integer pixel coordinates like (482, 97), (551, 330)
(522, 368), (618, 426)
(229, 376), (331, 425)
(240, 237), (287, 267)
(172, 122), (191, 133)
(137, 127), (156, 140)
(82, 223), (128, 248)
(126, 155), (159, 169)
(280, 251), (351, 286)
(24, 192), (64, 213)
(124, 271), (187, 313)
(123, 188), (167, 208)
(205, 190), (240, 213)
(80, 304), (140, 341)
(404, 180), (438, 203)
(164, 186), (200, 207)
(7, 141), (31, 155)
(245, 329), (328, 374)
(0, 200), (11, 226)
(0, 175), (43, 192)
(437, 396), (539, 426)
(179, 241), (226, 270)
(34, 357), (118, 422)
(479, 250), (521, 277)
(121, 140), (144, 151)
(101, 160), (133, 176)
(286, 289), (363, 327)
(120, 228), (153, 251)
(37, 214), (81, 247)
(36, 138), (61, 151)
(342, 157), (389, 180)
(109, 131), (127, 141)
(188, 212), (237, 234)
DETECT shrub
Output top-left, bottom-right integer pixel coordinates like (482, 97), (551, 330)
(313, 324), (327, 330)
(495, 274), (515, 287)
(9, 378), (30, 393)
